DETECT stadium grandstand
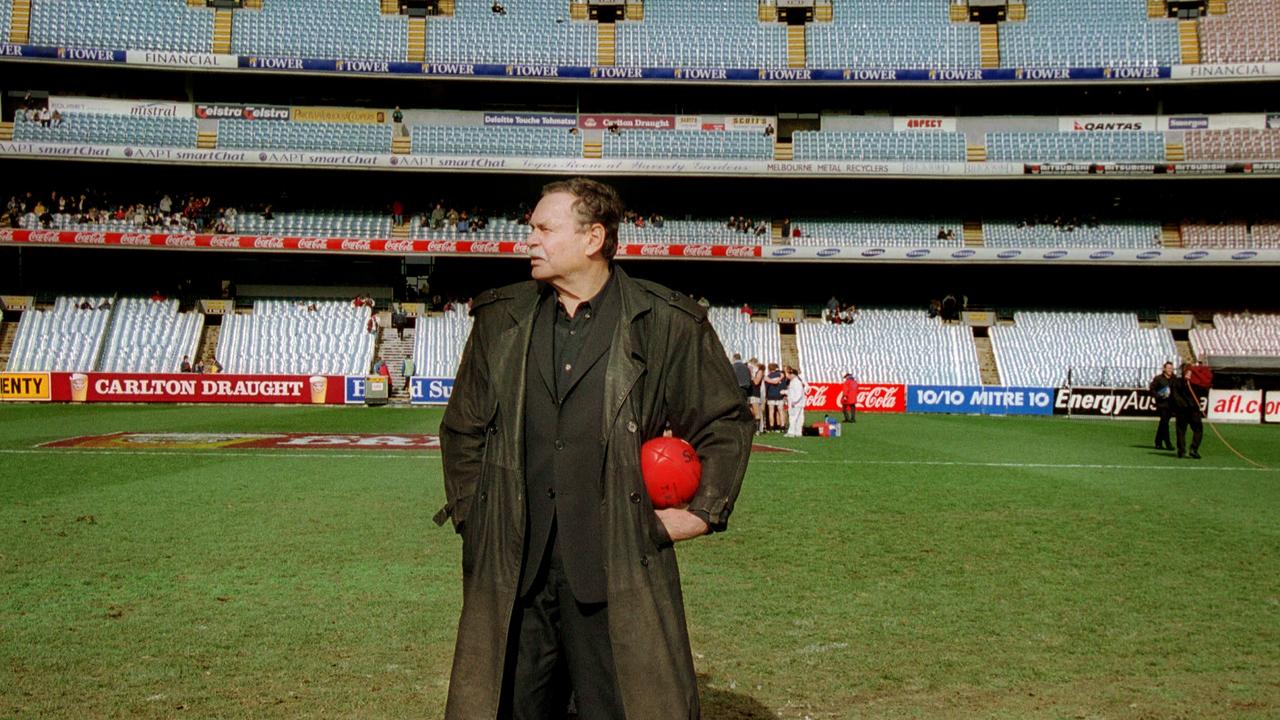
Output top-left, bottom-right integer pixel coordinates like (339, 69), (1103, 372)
(1, 1), (1279, 717)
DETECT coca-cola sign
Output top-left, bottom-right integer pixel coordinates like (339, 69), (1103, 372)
(469, 241), (501, 253)
(804, 382), (905, 413)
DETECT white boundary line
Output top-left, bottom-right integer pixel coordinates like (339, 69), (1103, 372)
(748, 458), (1279, 473)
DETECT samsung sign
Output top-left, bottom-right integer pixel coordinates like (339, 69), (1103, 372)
(907, 385), (1054, 415)
(410, 377), (454, 405)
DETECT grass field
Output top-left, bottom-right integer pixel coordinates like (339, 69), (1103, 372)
(2, 404), (1278, 719)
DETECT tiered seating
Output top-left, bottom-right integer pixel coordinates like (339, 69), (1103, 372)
(1000, 1), (1179, 68)
(614, 0), (787, 68)
(217, 300), (374, 375)
(1190, 314), (1280, 359)
(620, 221), (767, 246)
(984, 221), (1161, 249)
(602, 130), (773, 160)
(96, 298), (203, 373)
(807, 0), (979, 69)
(219, 119), (392, 153)
(797, 309), (981, 385)
(413, 305), (472, 378)
(792, 131), (966, 162)
(426, 0), (594, 65)
(992, 312), (1177, 389)
(240, 211), (394, 238)
(30, 0), (213, 53)
(1182, 222), (1280, 249)
(410, 126), (581, 157)
(1183, 129), (1280, 161)
(1201, 0), (1280, 64)
(707, 307), (781, 364)
(231, 0), (407, 61)
(787, 219), (964, 247)
(14, 113), (198, 148)
(987, 132), (1166, 162)
(7, 297), (112, 372)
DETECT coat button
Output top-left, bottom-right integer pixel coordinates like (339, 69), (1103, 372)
(629, 491), (641, 503)
(627, 420), (637, 433)
(480, 492), (487, 502)
(554, 439), (565, 450)
(640, 555), (649, 567)
(547, 488), (556, 499)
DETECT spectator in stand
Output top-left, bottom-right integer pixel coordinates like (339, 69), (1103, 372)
(764, 362), (785, 432)
(392, 106), (404, 124)
(97, 299), (111, 310)
(491, 1), (506, 14)
(841, 373), (859, 423)
(180, 355), (193, 373)
(193, 358), (205, 373)
(377, 357), (392, 382)
(783, 366), (807, 438)
(739, 303), (752, 317)
(206, 357), (222, 374)
(149, 289), (166, 302)
(392, 199), (404, 226)
(430, 201), (446, 230)
(78, 300), (92, 310)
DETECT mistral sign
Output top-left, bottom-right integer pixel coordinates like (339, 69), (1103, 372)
(907, 385), (1054, 415)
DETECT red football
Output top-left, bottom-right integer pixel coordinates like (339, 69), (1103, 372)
(641, 436), (702, 509)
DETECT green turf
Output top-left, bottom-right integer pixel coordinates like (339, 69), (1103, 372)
(1, 405), (1277, 718)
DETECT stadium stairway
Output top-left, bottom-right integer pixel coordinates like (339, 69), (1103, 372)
(0, 121), (13, 142)
(979, 24), (1000, 68)
(1179, 19), (1201, 64)
(625, 2), (643, 21)
(1176, 338), (1196, 364)
(197, 322), (221, 366)
(1161, 222), (1183, 248)
(1209, 0), (1227, 15)
(966, 143), (987, 162)
(378, 326), (413, 400)
(407, 17), (426, 62)
(774, 140), (793, 161)
(0, 320), (18, 370)
(814, 3), (831, 22)
(786, 24), (805, 68)
(197, 129), (217, 150)
(583, 138), (602, 159)
(213, 8), (234, 55)
(392, 133), (411, 154)
(1166, 140), (1186, 162)
(380, 0), (399, 13)
(779, 327), (799, 371)
(9, 0), (30, 43)
(973, 333), (1002, 385)
(1007, 1), (1025, 21)
(596, 21), (615, 66)
(950, 2), (968, 22)
(963, 220), (984, 247)
(1148, 0), (1167, 17)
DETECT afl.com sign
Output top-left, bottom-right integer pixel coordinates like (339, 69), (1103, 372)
(410, 377), (454, 405)
(907, 385), (1054, 415)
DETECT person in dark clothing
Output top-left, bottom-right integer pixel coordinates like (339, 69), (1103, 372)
(731, 353), (751, 401)
(1170, 363), (1204, 459)
(438, 178), (753, 719)
(1148, 361), (1175, 450)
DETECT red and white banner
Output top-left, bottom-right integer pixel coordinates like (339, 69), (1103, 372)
(0, 230), (765, 259)
(803, 382), (906, 413)
(578, 114), (676, 131)
(1207, 388), (1263, 423)
(1266, 391), (1280, 424)
(44, 372), (347, 404)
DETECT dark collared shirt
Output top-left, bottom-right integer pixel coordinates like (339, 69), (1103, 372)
(552, 270), (617, 397)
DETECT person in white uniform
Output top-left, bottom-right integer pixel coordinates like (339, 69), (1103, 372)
(784, 365), (807, 437)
